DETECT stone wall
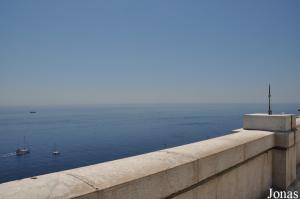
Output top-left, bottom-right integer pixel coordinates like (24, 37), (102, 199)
(296, 118), (300, 165)
(0, 115), (299, 199)
(173, 151), (272, 199)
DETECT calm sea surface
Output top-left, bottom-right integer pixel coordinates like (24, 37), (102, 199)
(0, 103), (298, 183)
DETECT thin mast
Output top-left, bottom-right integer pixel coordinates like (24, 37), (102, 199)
(23, 136), (25, 148)
(268, 84), (272, 115)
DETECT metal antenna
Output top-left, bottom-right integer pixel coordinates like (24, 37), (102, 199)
(268, 84), (272, 115)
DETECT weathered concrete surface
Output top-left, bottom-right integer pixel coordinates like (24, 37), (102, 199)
(0, 172), (97, 199)
(274, 132), (295, 148)
(272, 146), (297, 189)
(288, 165), (300, 192)
(0, 130), (275, 199)
(244, 113), (296, 132)
(295, 118), (300, 165)
(244, 114), (297, 189)
(173, 151), (272, 199)
(297, 117), (300, 126)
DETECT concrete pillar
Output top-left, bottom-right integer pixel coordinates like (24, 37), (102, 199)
(295, 128), (300, 165)
(244, 113), (297, 190)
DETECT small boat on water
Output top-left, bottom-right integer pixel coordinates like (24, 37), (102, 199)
(52, 151), (60, 155)
(29, 111), (36, 114)
(16, 136), (30, 156)
(16, 148), (30, 156)
(52, 143), (60, 155)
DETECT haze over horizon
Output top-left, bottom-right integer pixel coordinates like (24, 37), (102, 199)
(0, 1), (299, 106)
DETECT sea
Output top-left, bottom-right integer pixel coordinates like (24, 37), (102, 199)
(0, 103), (298, 183)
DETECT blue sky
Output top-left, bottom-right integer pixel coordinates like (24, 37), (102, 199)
(0, 1), (299, 105)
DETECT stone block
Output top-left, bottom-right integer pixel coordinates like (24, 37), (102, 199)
(272, 146), (296, 189)
(243, 133), (274, 160)
(274, 132), (295, 148)
(296, 142), (300, 165)
(197, 145), (244, 181)
(196, 178), (217, 199)
(295, 130), (300, 143)
(243, 113), (296, 132)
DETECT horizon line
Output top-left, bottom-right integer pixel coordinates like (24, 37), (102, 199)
(0, 102), (299, 107)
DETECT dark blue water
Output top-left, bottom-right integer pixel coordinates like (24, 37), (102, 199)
(0, 103), (298, 183)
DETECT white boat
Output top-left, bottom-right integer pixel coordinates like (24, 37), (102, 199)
(16, 148), (30, 156)
(16, 136), (30, 156)
(52, 143), (60, 155)
(52, 151), (60, 155)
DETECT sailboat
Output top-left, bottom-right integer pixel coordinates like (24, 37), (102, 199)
(16, 136), (30, 156)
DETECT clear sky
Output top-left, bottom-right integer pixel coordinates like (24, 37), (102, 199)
(0, 1), (299, 106)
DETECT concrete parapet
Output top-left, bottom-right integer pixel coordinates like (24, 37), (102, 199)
(272, 131), (296, 189)
(173, 151), (272, 199)
(0, 130), (275, 199)
(295, 118), (300, 166)
(244, 113), (297, 189)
